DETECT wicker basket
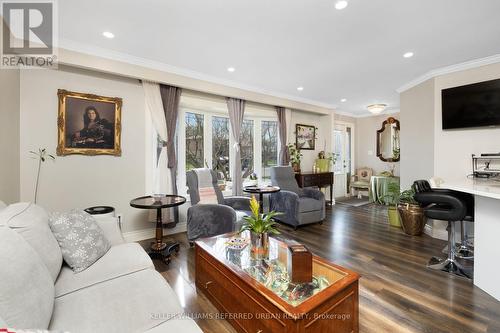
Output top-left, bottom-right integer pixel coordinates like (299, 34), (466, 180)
(397, 203), (426, 236)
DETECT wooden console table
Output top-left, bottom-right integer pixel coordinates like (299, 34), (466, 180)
(295, 171), (334, 205)
(195, 232), (359, 333)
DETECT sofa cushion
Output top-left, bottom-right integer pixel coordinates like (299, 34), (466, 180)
(298, 197), (324, 213)
(0, 200), (6, 211)
(49, 210), (111, 273)
(0, 226), (54, 329)
(0, 202), (63, 282)
(55, 242), (154, 297)
(49, 269), (184, 333)
(145, 317), (203, 332)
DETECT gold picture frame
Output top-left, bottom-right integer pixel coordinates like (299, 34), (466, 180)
(57, 89), (122, 156)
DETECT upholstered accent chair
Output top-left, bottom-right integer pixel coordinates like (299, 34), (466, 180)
(186, 169), (251, 242)
(269, 166), (325, 229)
(350, 167), (373, 198)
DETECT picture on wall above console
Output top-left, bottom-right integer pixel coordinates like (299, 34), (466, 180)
(57, 89), (122, 156)
(295, 124), (316, 150)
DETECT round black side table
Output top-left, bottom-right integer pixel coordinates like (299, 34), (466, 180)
(243, 185), (280, 213)
(130, 195), (186, 265)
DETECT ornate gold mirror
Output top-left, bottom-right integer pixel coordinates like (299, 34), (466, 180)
(376, 117), (400, 162)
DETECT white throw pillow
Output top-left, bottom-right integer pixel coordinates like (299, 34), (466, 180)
(0, 202), (63, 282)
(49, 210), (111, 273)
(0, 226), (55, 329)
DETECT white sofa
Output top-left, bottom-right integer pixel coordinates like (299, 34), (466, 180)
(0, 202), (203, 333)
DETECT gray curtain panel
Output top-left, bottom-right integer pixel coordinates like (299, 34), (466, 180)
(276, 106), (290, 166)
(227, 98), (246, 195)
(159, 84), (182, 221)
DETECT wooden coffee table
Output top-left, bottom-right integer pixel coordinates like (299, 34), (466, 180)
(195, 232), (359, 333)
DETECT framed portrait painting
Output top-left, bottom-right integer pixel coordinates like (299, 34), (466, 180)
(57, 89), (122, 156)
(295, 124), (316, 150)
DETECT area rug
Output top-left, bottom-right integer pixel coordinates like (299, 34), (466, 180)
(336, 196), (370, 207)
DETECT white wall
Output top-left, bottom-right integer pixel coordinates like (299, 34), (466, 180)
(434, 62), (500, 181)
(355, 113), (400, 177)
(0, 70), (20, 204)
(288, 110), (334, 172)
(19, 66), (150, 233)
(400, 79), (435, 189)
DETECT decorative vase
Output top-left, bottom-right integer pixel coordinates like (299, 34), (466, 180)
(397, 203), (426, 236)
(315, 159), (330, 172)
(250, 231), (269, 254)
(292, 162), (301, 173)
(387, 206), (401, 227)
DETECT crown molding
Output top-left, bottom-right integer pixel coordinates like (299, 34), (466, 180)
(397, 53), (500, 93)
(58, 38), (337, 113)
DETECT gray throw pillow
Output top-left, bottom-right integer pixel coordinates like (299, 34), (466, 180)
(49, 210), (111, 273)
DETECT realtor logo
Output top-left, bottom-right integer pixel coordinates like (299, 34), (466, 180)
(1, 0), (57, 68)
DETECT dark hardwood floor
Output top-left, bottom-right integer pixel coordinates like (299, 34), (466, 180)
(142, 203), (500, 333)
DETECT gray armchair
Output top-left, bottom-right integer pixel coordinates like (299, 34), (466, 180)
(186, 169), (251, 242)
(270, 166), (326, 229)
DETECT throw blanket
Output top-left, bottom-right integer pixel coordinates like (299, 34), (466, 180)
(194, 168), (219, 204)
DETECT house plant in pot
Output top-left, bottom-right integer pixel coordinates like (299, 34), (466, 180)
(288, 143), (302, 172)
(384, 182), (401, 227)
(397, 188), (426, 236)
(240, 196), (281, 254)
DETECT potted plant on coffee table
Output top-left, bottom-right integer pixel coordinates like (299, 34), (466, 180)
(240, 196), (281, 254)
(397, 187), (426, 236)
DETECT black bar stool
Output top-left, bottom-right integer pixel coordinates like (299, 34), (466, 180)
(413, 180), (474, 279)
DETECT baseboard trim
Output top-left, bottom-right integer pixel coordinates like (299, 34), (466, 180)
(424, 223), (448, 241)
(123, 221), (187, 242)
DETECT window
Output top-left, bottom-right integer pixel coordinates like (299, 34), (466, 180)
(185, 112), (204, 170)
(212, 116), (230, 180)
(240, 119), (254, 179)
(168, 94), (279, 195)
(261, 120), (278, 181)
(333, 129), (343, 174)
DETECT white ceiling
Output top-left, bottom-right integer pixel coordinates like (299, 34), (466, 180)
(58, 0), (500, 116)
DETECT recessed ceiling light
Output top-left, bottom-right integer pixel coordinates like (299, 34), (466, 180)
(297, 86), (304, 91)
(403, 52), (414, 58)
(341, 98), (347, 102)
(102, 31), (114, 39)
(227, 67), (235, 72)
(335, 0), (348, 10)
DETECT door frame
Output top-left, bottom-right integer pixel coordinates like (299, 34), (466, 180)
(333, 120), (356, 197)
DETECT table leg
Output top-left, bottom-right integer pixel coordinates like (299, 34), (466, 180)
(330, 180), (333, 206)
(149, 207), (180, 265)
(259, 193), (264, 214)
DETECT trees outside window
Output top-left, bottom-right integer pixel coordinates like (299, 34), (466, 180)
(212, 116), (230, 180)
(261, 120), (278, 181)
(185, 112), (204, 170)
(240, 119), (254, 179)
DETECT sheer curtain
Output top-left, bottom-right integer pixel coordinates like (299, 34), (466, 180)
(143, 81), (171, 195)
(143, 81), (172, 221)
(227, 98), (246, 195)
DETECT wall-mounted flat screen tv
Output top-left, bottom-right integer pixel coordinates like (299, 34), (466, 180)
(442, 78), (500, 129)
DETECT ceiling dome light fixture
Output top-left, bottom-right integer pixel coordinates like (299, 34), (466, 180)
(102, 31), (115, 39)
(335, 0), (349, 10)
(366, 104), (387, 114)
(403, 51), (414, 58)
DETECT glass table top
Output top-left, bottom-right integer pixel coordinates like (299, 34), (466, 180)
(198, 232), (348, 307)
(129, 195), (186, 209)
